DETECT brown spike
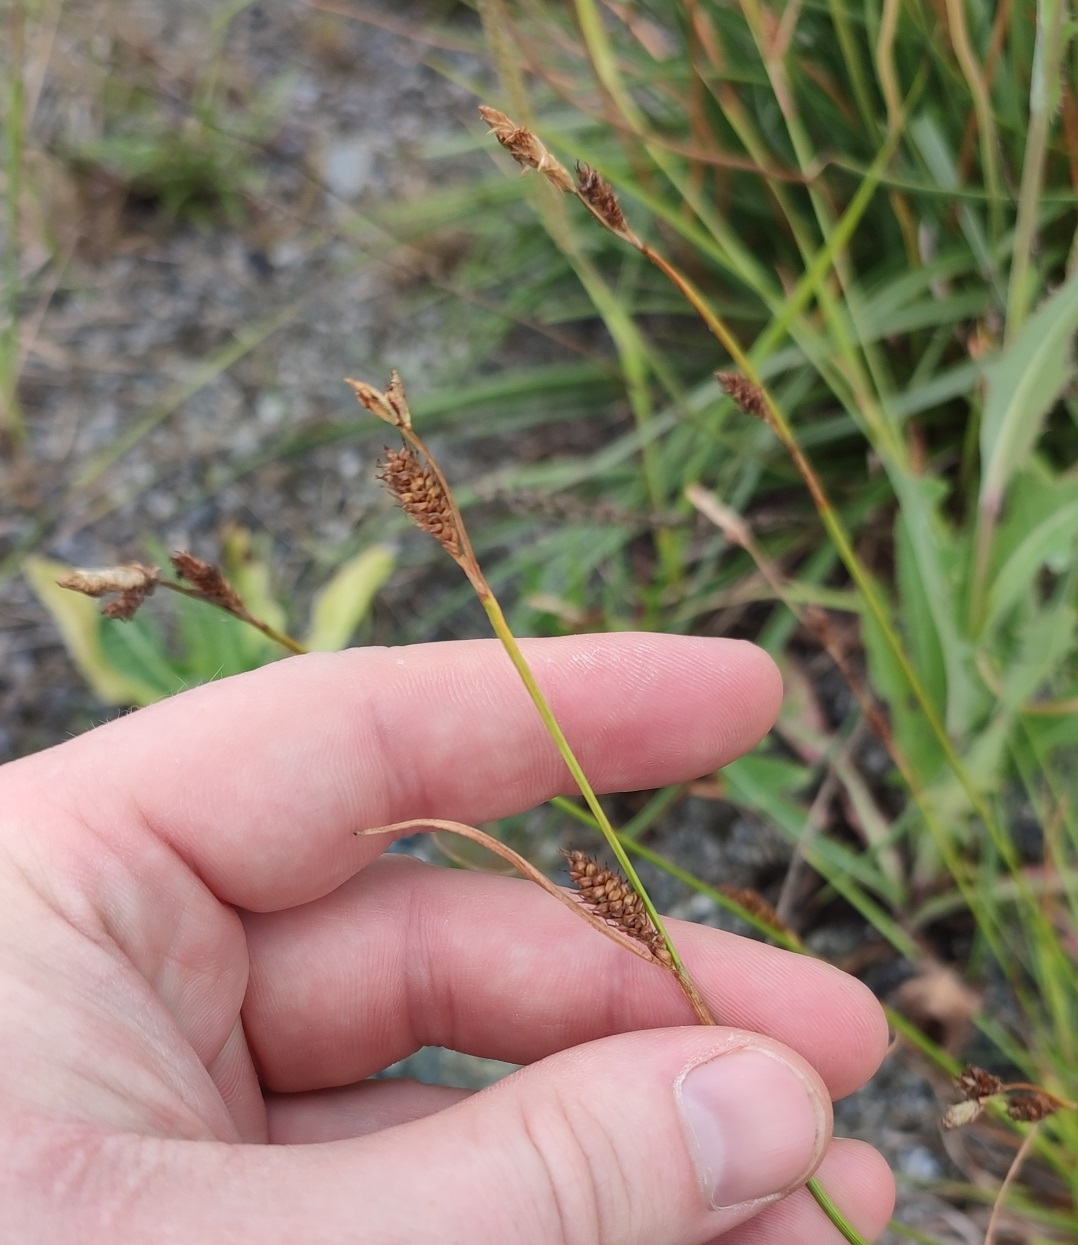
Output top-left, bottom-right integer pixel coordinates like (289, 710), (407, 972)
(955, 1065), (1005, 1102)
(575, 163), (629, 234)
(563, 850), (671, 965)
(1006, 1091), (1058, 1123)
(719, 884), (798, 943)
(716, 370), (769, 420)
(377, 444), (462, 559)
(170, 552), (244, 613)
(478, 105), (575, 193)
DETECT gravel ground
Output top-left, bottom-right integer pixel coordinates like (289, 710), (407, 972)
(1, 4), (1028, 1242)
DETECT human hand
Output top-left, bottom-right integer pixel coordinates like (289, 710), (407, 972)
(1, 633), (893, 1243)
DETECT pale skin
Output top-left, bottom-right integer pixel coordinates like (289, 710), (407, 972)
(0, 633), (895, 1243)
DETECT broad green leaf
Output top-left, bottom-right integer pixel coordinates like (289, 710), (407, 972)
(985, 465), (1078, 633)
(980, 271), (1078, 514)
(96, 610), (185, 701)
(306, 545), (395, 652)
(891, 469), (984, 736)
(23, 556), (162, 706)
(220, 525), (288, 637)
(909, 115), (994, 288)
(860, 593), (946, 789)
(999, 603), (1077, 710)
(172, 590), (275, 681)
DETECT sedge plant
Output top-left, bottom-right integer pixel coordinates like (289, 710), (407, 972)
(460, 26), (1078, 1230)
(346, 366), (872, 1245)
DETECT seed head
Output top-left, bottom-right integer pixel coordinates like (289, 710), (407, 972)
(719, 884), (797, 942)
(170, 552), (244, 613)
(57, 563), (160, 621)
(479, 105), (575, 193)
(575, 163), (629, 234)
(563, 849), (671, 965)
(1006, 1091), (1058, 1123)
(378, 444), (462, 559)
(955, 1066), (1004, 1102)
(716, 371), (769, 420)
(943, 1066), (1063, 1129)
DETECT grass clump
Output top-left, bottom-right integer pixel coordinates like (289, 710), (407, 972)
(442, 3), (1078, 1238)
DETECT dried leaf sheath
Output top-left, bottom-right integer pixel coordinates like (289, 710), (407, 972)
(564, 850), (672, 965)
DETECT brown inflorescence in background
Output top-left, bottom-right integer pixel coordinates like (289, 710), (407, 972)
(716, 370), (770, 420)
(718, 884), (801, 946)
(575, 162), (630, 235)
(943, 1064), (1066, 1130)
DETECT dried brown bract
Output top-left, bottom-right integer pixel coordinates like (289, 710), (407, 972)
(941, 1099), (986, 1130)
(378, 444), (462, 559)
(170, 552), (244, 613)
(716, 371), (769, 420)
(956, 1065), (1005, 1101)
(57, 563), (158, 599)
(564, 849), (672, 965)
(576, 163), (629, 234)
(57, 563), (160, 621)
(345, 374), (412, 430)
(479, 105), (575, 193)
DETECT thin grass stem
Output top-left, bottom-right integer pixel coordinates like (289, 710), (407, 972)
(156, 580), (308, 655)
(1006, 0), (1066, 339)
(477, 589), (714, 1024)
(1, 0), (28, 449)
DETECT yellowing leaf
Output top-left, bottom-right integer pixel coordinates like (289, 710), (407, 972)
(305, 545), (395, 652)
(220, 525), (288, 634)
(24, 556), (161, 706)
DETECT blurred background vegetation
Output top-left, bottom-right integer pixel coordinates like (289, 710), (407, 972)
(3, 1), (1078, 1240)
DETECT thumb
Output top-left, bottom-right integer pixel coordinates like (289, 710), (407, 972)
(85, 1028), (832, 1244)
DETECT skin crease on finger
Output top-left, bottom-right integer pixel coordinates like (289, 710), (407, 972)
(0, 636), (894, 1242)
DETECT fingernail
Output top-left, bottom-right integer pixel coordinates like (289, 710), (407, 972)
(676, 1047), (826, 1209)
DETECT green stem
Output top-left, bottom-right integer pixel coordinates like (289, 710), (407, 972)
(2, 0), (27, 449)
(396, 417), (709, 1011)
(1005, 0), (1065, 340)
(478, 588), (712, 1021)
(158, 580), (308, 655)
(807, 1177), (871, 1245)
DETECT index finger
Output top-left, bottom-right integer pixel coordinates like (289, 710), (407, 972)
(10, 634), (782, 911)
